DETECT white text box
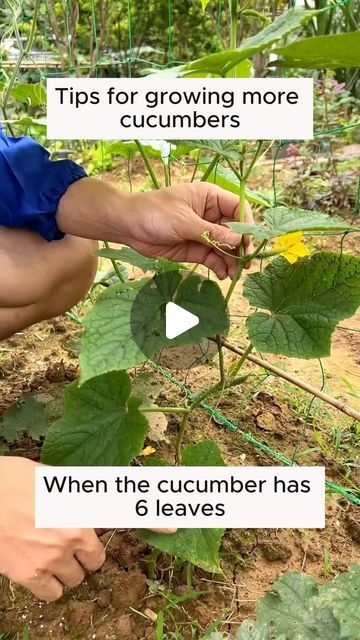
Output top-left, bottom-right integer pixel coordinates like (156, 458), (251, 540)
(47, 78), (313, 140)
(36, 466), (325, 529)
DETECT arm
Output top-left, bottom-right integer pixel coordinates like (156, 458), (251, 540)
(56, 178), (254, 280)
(0, 129), (253, 280)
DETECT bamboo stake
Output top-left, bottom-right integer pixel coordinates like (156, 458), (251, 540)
(216, 337), (360, 423)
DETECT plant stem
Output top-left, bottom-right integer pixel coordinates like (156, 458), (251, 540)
(142, 406), (190, 414)
(103, 241), (126, 282)
(2, 0), (41, 133)
(230, 342), (253, 378)
(176, 413), (190, 462)
(216, 334), (226, 386)
(244, 141), (263, 181)
(175, 373), (248, 461)
(226, 157), (242, 182)
(225, 176), (246, 303)
(191, 150), (201, 182)
(229, 0), (238, 50)
(340, 2), (358, 31)
(201, 153), (220, 182)
(135, 140), (161, 190)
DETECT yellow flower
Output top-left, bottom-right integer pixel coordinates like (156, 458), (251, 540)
(273, 231), (310, 264)
(141, 446), (156, 457)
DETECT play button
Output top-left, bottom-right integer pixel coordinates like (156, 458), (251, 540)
(165, 302), (199, 339)
(130, 270), (229, 370)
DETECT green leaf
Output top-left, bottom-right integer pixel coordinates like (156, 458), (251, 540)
(143, 457), (171, 466)
(80, 273), (229, 383)
(182, 439), (225, 466)
(205, 164), (270, 207)
(96, 247), (183, 273)
(235, 620), (274, 639)
(96, 247), (159, 272)
(106, 140), (166, 160)
(318, 564), (360, 638)
(200, 0), (211, 10)
(171, 140), (243, 161)
(132, 372), (162, 405)
(273, 31), (360, 69)
(146, 57), (251, 79)
(181, 9), (318, 76)
(41, 371), (148, 465)
(80, 280), (146, 382)
(265, 207), (358, 236)
(139, 527), (224, 573)
(1, 115), (47, 128)
(11, 83), (46, 106)
(1, 394), (49, 443)
(256, 572), (342, 639)
(228, 206), (358, 239)
(244, 253), (360, 358)
(140, 440), (225, 572)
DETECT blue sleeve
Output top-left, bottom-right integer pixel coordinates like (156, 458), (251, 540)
(0, 126), (87, 241)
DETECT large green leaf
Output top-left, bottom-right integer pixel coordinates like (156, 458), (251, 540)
(244, 253), (360, 358)
(96, 247), (183, 273)
(235, 621), (275, 639)
(205, 164), (270, 207)
(80, 280), (146, 382)
(273, 31), (360, 69)
(318, 564), (360, 638)
(228, 206), (358, 240)
(256, 573), (341, 640)
(11, 83), (46, 106)
(1, 394), (49, 442)
(41, 371), (148, 465)
(80, 272), (229, 383)
(182, 9), (318, 76)
(182, 439), (225, 466)
(147, 56), (251, 79)
(96, 247), (159, 272)
(140, 527), (224, 573)
(204, 566), (360, 639)
(140, 440), (225, 573)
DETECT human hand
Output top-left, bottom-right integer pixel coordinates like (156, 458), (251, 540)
(0, 457), (175, 601)
(122, 183), (254, 279)
(0, 456), (106, 601)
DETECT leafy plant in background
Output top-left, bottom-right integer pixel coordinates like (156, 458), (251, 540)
(1, 0), (360, 579)
(203, 564), (360, 640)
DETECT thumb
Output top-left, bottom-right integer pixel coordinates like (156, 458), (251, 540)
(191, 217), (242, 250)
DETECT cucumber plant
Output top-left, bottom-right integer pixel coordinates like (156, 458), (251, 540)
(40, 6), (360, 573)
(204, 563), (360, 640)
(2, 4), (360, 574)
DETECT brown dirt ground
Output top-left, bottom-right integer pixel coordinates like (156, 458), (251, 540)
(0, 154), (359, 638)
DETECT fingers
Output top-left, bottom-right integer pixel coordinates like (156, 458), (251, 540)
(53, 556), (85, 589)
(190, 216), (242, 253)
(75, 532), (106, 572)
(22, 572), (64, 602)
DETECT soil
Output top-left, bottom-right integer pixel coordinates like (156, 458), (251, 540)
(0, 154), (360, 638)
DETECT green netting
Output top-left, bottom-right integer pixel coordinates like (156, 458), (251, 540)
(150, 362), (360, 507)
(1, 0), (359, 507)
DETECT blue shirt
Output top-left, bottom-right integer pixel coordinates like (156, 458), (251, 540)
(0, 125), (87, 241)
